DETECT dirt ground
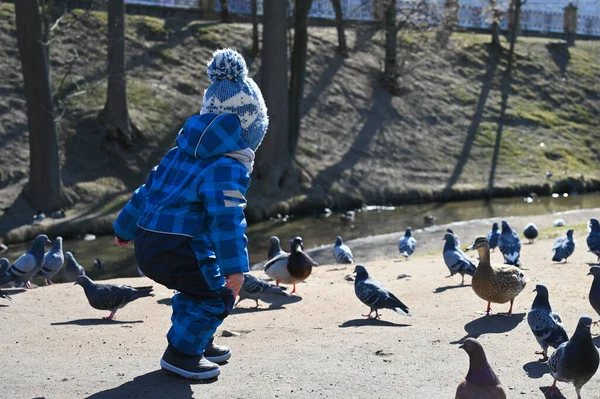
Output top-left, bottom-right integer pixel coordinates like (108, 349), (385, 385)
(1, 234), (599, 399)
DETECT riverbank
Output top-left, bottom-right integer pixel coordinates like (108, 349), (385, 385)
(1, 235), (599, 398)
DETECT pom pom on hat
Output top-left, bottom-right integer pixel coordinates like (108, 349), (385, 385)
(206, 48), (248, 83)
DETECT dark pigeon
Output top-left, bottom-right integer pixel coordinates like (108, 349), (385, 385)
(267, 236), (287, 261)
(398, 227), (417, 259)
(64, 252), (86, 282)
(586, 218), (600, 262)
(236, 273), (290, 308)
(333, 236), (354, 264)
(523, 223), (539, 244)
(456, 338), (506, 399)
(552, 229), (575, 263)
(527, 284), (568, 361)
(547, 316), (599, 398)
(487, 222), (500, 252)
(36, 237), (64, 285)
(587, 266), (600, 325)
(498, 220), (521, 267)
(443, 232), (476, 285)
(447, 228), (460, 246)
(75, 276), (154, 320)
(353, 265), (410, 319)
(0, 234), (50, 289)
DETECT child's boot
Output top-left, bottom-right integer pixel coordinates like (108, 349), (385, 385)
(161, 345), (220, 380)
(203, 336), (231, 364)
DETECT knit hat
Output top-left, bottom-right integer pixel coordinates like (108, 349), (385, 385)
(200, 48), (268, 151)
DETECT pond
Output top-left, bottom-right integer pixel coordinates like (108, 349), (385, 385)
(2, 192), (600, 283)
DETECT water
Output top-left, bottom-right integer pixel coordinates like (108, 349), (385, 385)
(3, 192), (600, 283)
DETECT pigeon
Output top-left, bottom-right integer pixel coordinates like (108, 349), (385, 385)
(267, 236), (287, 261)
(498, 220), (521, 267)
(447, 228), (460, 246)
(264, 237), (317, 294)
(487, 222), (500, 252)
(523, 223), (539, 244)
(31, 211), (45, 225)
(75, 275), (154, 319)
(0, 258), (9, 275)
(456, 338), (507, 399)
(36, 236), (64, 285)
(64, 251), (86, 282)
(398, 227), (417, 259)
(340, 210), (355, 225)
(94, 259), (104, 269)
(0, 234), (50, 288)
(527, 284), (569, 361)
(333, 236), (354, 264)
(547, 316), (599, 399)
(353, 265), (410, 319)
(236, 273), (290, 308)
(587, 266), (600, 325)
(0, 289), (11, 301)
(586, 218), (600, 262)
(552, 229), (575, 263)
(50, 209), (66, 219)
(443, 232), (476, 285)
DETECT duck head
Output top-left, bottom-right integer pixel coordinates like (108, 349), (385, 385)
(289, 237), (304, 254)
(466, 236), (489, 251)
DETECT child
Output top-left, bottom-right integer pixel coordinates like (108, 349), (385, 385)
(113, 48), (268, 380)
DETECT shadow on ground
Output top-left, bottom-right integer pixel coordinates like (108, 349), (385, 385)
(339, 318), (410, 328)
(433, 284), (471, 293)
(51, 318), (144, 326)
(86, 369), (217, 398)
(451, 313), (525, 344)
(523, 360), (551, 379)
(539, 385), (566, 399)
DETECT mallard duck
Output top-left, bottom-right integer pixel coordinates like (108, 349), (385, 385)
(264, 237), (318, 294)
(467, 236), (528, 316)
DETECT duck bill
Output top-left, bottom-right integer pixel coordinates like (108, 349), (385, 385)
(295, 244), (302, 253)
(465, 244), (475, 251)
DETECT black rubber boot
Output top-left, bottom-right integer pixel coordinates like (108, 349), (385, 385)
(203, 336), (231, 364)
(160, 345), (220, 380)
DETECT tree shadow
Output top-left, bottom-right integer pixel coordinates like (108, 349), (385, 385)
(451, 313), (525, 344)
(487, 69), (512, 197)
(523, 360), (551, 379)
(546, 42), (570, 79)
(339, 318), (411, 328)
(433, 284), (471, 293)
(539, 386), (566, 399)
(51, 318), (144, 326)
(443, 45), (501, 193)
(85, 369), (217, 398)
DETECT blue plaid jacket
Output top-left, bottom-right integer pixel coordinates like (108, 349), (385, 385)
(114, 113), (251, 276)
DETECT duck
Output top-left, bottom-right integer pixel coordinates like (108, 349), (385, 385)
(264, 236), (318, 294)
(487, 222), (500, 252)
(467, 236), (528, 316)
(523, 223), (539, 244)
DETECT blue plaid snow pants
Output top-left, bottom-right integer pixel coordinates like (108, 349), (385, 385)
(134, 227), (235, 355)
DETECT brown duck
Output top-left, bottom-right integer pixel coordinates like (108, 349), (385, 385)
(264, 237), (318, 294)
(456, 338), (507, 399)
(467, 236), (528, 316)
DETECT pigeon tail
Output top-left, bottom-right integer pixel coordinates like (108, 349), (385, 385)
(385, 293), (410, 316)
(131, 286), (154, 300)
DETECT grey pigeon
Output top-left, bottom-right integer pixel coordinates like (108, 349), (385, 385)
(75, 275), (154, 319)
(447, 228), (460, 246)
(547, 316), (599, 398)
(333, 236), (354, 264)
(456, 338), (506, 399)
(353, 265), (410, 319)
(587, 266), (600, 325)
(554, 219), (566, 227)
(586, 218), (600, 262)
(0, 234), (50, 288)
(498, 220), (521, 266)
(527, 284), (568, 361)
(0, 258), (9, 275)
(442, 232), (475, 285)
(267, 236), (287, 261)
(552, 229), (575, 263)
(36, 236), (64, 285)
(487, 222), (500, 252)
(398, 227), (417, 259)
(236, 273), (290, 308)
(64, 252), (86, 282)
(523, 222), (539, 244)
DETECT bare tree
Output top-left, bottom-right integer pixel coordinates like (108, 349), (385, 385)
(383, 0), (397, 87)
(15, 0), (72, 211)
(436, 0), (458, 49)
(251, 0), (259, 56)
(220, 0), (232, 23)
(487, 0), (508, 47)
(506, 0), (526, 76)
(331, 0), (348, 55)
(255, 0), (291, 191)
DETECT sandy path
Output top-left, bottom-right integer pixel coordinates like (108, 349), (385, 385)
(1, 235), (599, 398)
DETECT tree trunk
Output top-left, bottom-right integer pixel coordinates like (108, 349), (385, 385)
(436, 0), (458, 49)
(251, 0), (259, 56)
(288, 0), (313, 162)
(491, 21), (501, 47)
(220, 0), (232, 23)
(383, 0), (397, 87)
(331, 0), (347, 55)
(15, 0), (70, 211)
(99, 0), (134, 147)
(489, 0), (502, 47)
(255, 0), (291, 192)
(506, 0), (523, 77)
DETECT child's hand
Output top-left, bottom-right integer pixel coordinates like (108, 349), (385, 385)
(225, 273), (244, 298)
(114, 236), (132, 247)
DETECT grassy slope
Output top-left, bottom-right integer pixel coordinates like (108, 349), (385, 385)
(0, 4), (599, 233)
